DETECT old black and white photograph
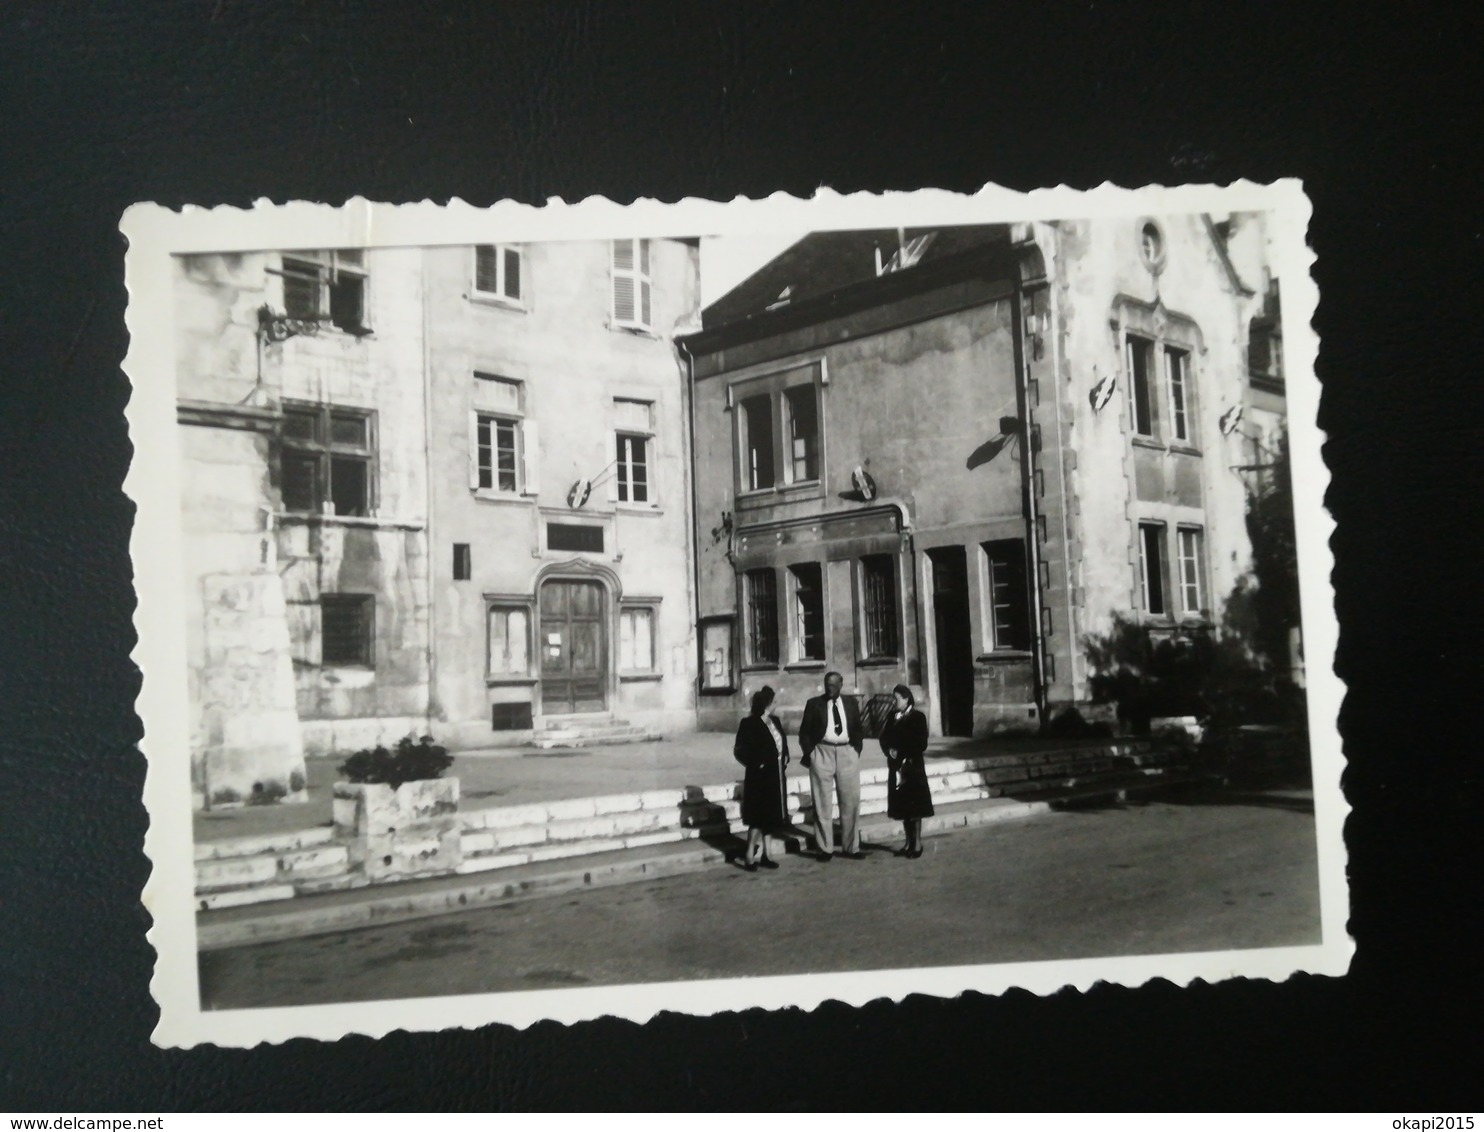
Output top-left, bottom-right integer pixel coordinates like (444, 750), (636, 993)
(124, 185), (1346, 1047)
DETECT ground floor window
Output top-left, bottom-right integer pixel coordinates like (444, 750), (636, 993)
(320, 594), (374, 667)
(788, 563), (825, 662)
(744, 568), (779, 666)
(488, 605), (531, 676)
(859, 554), (899, 659)
(982, 539), (1030, 651)
(1177, 526), (1206, 616)
(619, 605), (656, 672)
(1138, 522), (1168, 616)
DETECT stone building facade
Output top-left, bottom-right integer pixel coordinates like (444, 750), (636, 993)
(175, 238), (701, 810)
(680, 214), (1287, 737)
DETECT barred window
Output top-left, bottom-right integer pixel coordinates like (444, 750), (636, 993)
(860, 555), (899, 658)
(745, 568), (779, 666)
(321, 594), (374, 667)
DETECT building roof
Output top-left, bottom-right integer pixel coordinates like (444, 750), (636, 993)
(690, 224), (1014, 353)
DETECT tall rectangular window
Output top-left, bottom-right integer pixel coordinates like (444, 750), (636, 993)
(860, 555), (900, 658)
(1177, 527), (1206, 616)
(487, 605), (530, 676)
(982, 540), (1030, 651)
(1167, 346), (1190, 442)
(474, 244), (523, 303)
(281, 250), (368, 334)
(281, 402), (374, 516)
(1138, 523), (1167, 616)
(452, 543), (471, 581)
(619, 607), (656, 672)
(740, 394), (775, 491)
(476, 415), (520, 493)
(616, 434), (649, 503)
(1127, 335), (1155, 437)
(611, 238), (652, 329)
(745, 568), (779, 666)
(789, 563), (825, 662)
(321, 594), (374, 667)
(783, 384), (820, 483)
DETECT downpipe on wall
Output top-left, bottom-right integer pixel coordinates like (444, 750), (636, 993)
(1010, 278), (1051, 730)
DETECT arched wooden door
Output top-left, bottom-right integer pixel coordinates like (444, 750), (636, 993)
(539, 579), (608, 713)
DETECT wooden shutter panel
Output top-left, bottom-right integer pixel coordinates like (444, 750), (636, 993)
(522, 418), (540, 495)
(613, 275), (636, 323)
(503, 247), (521, 300)
(613, 239), (635, 271)
(468, 411), (481, 490)
(640, 277), (652, 327)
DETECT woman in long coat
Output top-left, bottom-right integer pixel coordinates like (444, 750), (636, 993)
(880, 683), (934, 858)
(732, 685), (791, 871)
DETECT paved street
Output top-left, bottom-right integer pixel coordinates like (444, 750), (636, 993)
(198, 792), (1321, 1009)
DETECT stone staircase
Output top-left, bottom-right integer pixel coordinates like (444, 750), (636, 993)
(194, 739), (1198, 912)
(532, 714), (661, 750)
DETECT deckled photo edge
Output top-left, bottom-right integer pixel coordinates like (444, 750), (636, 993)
(122, 182), (1347, 1050)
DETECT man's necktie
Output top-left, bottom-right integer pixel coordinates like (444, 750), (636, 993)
(831, 699), (843, 735)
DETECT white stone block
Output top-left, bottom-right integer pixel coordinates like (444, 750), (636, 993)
(608, 809), (670, 836)
(196, 884), (296, 911)
(474, 803), (549, 830)
(278, 845), (349, 876)
(544, 797), (599, 822)
(196, 855), (278, 891)
(460, 831), (496, 855)
(490, 824), (546, 849)
(639, 788), (687, 810)
(592, 793), (644, 815)
(546, 815), (620, 842)
(623, 830), (684, 850)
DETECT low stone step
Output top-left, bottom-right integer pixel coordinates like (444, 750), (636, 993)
(195, 844), (350, 893)
(193, 825), (335, 863)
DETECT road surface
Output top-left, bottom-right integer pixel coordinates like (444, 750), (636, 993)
(198, 793), (1322, 1009)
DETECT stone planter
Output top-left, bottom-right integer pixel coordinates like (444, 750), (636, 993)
(332, 777), (462, 882)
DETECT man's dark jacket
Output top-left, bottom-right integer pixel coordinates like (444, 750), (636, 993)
(797, 693), (864, 757)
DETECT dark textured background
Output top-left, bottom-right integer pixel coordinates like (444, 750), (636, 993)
(1, 0), (1480, 1111)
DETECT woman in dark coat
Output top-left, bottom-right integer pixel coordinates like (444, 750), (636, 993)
(880, 683), (933, 858)
(733, 685), (791, 871)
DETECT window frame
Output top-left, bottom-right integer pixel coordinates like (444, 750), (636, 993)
(731, 363), (826, 505)
(857, 553), (901, 662)
(472, 244), (525, 307)
(470, 374), (537, 500)
(618, 599), (663, 679)
(280, 250), (370, 335)
(981, 539), (1032, 653)
(485, 601), (534, 683)
(612, 397), (656, 507)
(1126, 334), (1157, 439)
(1166, 345), (1194, 445)
(743, 567), (781, 669)
(279, 400), (377, 517)
(319, 593), (375, 669)
(787, 562), (827, 665)
(610, 238), (653, 331)
(1137, 521), (1170, 618)
(1176, 525), (1208, 619)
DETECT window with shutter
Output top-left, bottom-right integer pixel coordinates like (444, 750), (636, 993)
(473, 245), (524, 304)
(611, 238), (653, 330)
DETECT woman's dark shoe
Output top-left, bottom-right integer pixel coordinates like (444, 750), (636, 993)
(893, 846), (911, 858)
(758, 857), (780, 870)
(907, 847), (924, 859)
(736, 858), (758, 872)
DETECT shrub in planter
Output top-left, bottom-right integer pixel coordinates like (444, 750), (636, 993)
(333, 735), (461, 882)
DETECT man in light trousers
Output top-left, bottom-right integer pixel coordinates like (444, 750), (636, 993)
(797, 671), (865, 861)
